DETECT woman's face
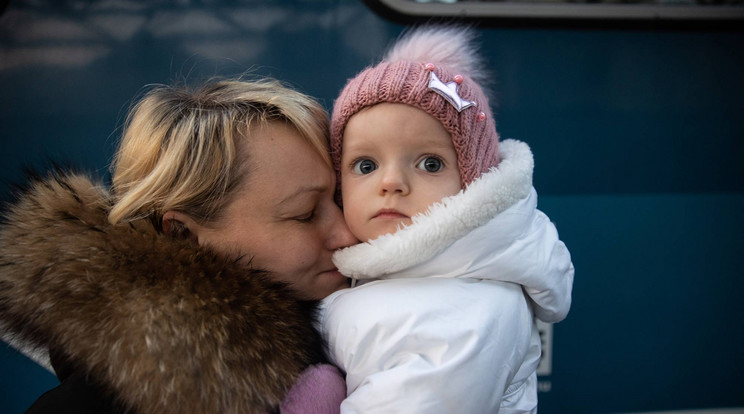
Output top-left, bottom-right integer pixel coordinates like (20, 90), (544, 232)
(195, 122), (358, 300)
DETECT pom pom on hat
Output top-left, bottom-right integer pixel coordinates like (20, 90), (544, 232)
(330, 25), (500, 192)
(384, 25), (488, 87)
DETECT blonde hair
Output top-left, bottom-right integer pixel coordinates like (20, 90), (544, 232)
(109, 78), (331, 226)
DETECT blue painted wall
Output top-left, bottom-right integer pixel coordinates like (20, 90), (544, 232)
(1, 1), (742, 413)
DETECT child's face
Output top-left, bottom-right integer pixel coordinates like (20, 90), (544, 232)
(340, 103), (462, 242)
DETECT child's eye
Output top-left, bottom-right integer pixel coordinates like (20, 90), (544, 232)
(352, 159), (377, 175)
(416, 156), (444, 173)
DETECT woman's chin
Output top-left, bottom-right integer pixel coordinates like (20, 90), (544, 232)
(313, 270), (350, 299)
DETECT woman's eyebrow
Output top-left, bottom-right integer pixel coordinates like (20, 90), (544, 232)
(275, 185), (325, 208)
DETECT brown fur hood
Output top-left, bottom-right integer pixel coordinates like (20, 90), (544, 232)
(0, 172), (325, 413)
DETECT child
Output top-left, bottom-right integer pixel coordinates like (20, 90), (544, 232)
(320, 26), (575, 413)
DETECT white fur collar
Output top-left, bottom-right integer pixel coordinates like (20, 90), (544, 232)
(333, 139), (534, 280)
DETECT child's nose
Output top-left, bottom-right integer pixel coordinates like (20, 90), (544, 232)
(378, 167), (410, 196)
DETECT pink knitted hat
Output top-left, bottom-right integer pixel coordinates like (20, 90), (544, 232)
(330, 26), (500, 191)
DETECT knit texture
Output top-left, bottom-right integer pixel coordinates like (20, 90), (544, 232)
(330, 26), (500, 192)
(279, 364), (345, 414)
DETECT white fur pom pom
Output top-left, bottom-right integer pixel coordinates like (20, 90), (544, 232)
(383, 25), (487, 85)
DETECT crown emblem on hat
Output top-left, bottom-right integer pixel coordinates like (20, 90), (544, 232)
(428, 71), (476, 113)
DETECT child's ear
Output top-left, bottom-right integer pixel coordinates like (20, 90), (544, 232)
(162, 211), (199, 242)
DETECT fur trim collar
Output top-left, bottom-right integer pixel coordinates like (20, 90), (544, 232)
(0, 172), (324, 414)
(333, 139), (534, 279)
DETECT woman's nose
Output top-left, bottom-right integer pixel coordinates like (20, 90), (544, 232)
(378, 167), (409, 196)
(325, 204), (358, 250)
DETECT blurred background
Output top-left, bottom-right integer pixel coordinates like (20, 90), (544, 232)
(1, 0), (742, 413)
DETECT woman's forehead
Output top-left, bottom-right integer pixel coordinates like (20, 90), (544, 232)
(241, 123), (332, 204)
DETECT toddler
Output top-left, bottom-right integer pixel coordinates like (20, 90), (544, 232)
(320, 26), (574, 413)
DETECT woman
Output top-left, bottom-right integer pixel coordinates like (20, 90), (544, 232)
(0, 78), (357, 413)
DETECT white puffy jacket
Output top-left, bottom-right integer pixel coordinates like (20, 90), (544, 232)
(320, 140), (574, 413)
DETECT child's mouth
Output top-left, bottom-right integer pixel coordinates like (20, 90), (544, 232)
(373, 209), (408, 220)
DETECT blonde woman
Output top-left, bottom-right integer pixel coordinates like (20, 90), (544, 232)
(0, 79), (356, 413)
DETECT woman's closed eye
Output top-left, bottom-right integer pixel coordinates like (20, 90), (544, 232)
(293, 209), (316, 223)
(416, 156), (444, 173)
(352, 158), (377, 175)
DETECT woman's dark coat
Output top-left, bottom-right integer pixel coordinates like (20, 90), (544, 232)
(0, 172), (326, 414)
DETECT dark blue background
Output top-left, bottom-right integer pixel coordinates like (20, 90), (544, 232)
(1, 1), (743, 413)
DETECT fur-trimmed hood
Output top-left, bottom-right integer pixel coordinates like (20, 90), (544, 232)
(0, 172), (325, 413)
(334, 139), (533, 278)
(333, 139), (574, 323)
